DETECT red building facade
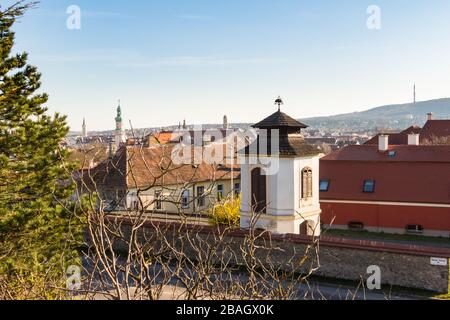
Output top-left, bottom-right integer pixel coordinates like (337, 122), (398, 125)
(319, 144), (450, 237)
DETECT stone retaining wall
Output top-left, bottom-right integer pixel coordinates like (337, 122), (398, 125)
(108, 218), (450, 293)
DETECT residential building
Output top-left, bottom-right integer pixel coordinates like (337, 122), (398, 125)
(79, 144), (240, 215)
(320, 128), (450, 237)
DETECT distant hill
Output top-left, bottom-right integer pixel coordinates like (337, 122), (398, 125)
(73, 98), (450, 136)
(301, 98), (450, 131)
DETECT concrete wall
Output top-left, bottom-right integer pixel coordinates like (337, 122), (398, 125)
(112, 220), (450, 293)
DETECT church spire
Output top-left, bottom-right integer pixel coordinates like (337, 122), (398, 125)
(115, 100), (122, 123)
(82, 117), (87, 138)
(114, 99), (126, 149)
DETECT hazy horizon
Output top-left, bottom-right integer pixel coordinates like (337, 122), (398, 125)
(10, 0), (450, 131)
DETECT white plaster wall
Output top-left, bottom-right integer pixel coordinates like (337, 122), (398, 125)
(240, 153), (323, 235)
(240, 213), (321, 236)
(239, 160), (251, 213)
(267, 158), (295, 216)
(294, 156), (321, 215)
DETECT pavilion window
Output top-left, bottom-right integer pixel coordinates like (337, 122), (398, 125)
(302, 168), (313, 199)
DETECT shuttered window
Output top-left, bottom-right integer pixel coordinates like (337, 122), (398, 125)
(302, 168), (313, 199)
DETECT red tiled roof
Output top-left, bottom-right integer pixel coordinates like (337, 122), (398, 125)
(80, 144), (240, 191)
(365, 120), (450, 146)
(320, 145), (450, 204)
(322, 145), (450, 162)
(420, 120), (450, 142)
(364, 126), (421, 145)
(151, 132), (175, 145)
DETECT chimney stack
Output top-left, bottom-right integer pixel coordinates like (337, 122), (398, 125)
(408, 133), (420, 146)
(378, 134), (389, 152)
(223, 115), (229, 130)
(427, 112), (434, 121)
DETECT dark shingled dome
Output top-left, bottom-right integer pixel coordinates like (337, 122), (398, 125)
(252, 110), (308, 130)
(241, 109), (321, 157)
(243, 135), (322, 157)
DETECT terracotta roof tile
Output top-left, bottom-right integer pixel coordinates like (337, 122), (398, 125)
(420, 120), (450, 143)
(322, 145), (450, 162)
(364, 126), (422, 145)
(81, 144), (240, 190)
(320, 144), (450, 204)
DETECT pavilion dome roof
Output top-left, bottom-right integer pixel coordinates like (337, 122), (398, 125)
(252, 110), (308, 130)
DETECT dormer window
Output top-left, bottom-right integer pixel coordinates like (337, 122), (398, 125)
(363, 180), (376, 193)
(319, 179), (330, 192)
(302, 168), (313, 199)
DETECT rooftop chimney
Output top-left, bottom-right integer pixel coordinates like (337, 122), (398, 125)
(378, 134), (389, 152)
(427, 112), (434, 121)
(408, 133), (420, 146)
(223, 115), (229, 130)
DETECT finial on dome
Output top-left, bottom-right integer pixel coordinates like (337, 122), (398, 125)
(275, 96), (284, 111)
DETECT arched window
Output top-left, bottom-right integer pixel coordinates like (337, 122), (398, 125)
(301, 167), (313, 199)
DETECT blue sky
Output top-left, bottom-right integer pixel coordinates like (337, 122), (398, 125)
(9, 0), (450, 131)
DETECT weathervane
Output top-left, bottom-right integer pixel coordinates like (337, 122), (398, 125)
(275, 96), (284, 111)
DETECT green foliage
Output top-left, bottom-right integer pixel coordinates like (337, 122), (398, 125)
(434, 293), (450, 300)
(0, 1), (83, 291)
(209, 194), (241, 227)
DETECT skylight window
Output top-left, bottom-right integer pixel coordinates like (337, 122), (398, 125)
(319, 179), (330, 192)
(363, 180), (375, 193)
(388, 151), (397, 157)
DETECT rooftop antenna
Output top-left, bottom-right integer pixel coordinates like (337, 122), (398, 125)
(275, 96), (284, 112)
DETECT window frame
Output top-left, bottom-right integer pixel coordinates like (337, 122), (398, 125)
(217, 184), (224, 201)
(348, 221), (364, 231)
(154, 190), (162, 210)
(234, 182), (241, 196)
(196, 186), (205, 207)
(405, 224), (424, 234)
(181, 190), (190, 209)
(319, 179), (330, 192)
(301, 167), (313, 200)
(363, 180), (376, 193)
